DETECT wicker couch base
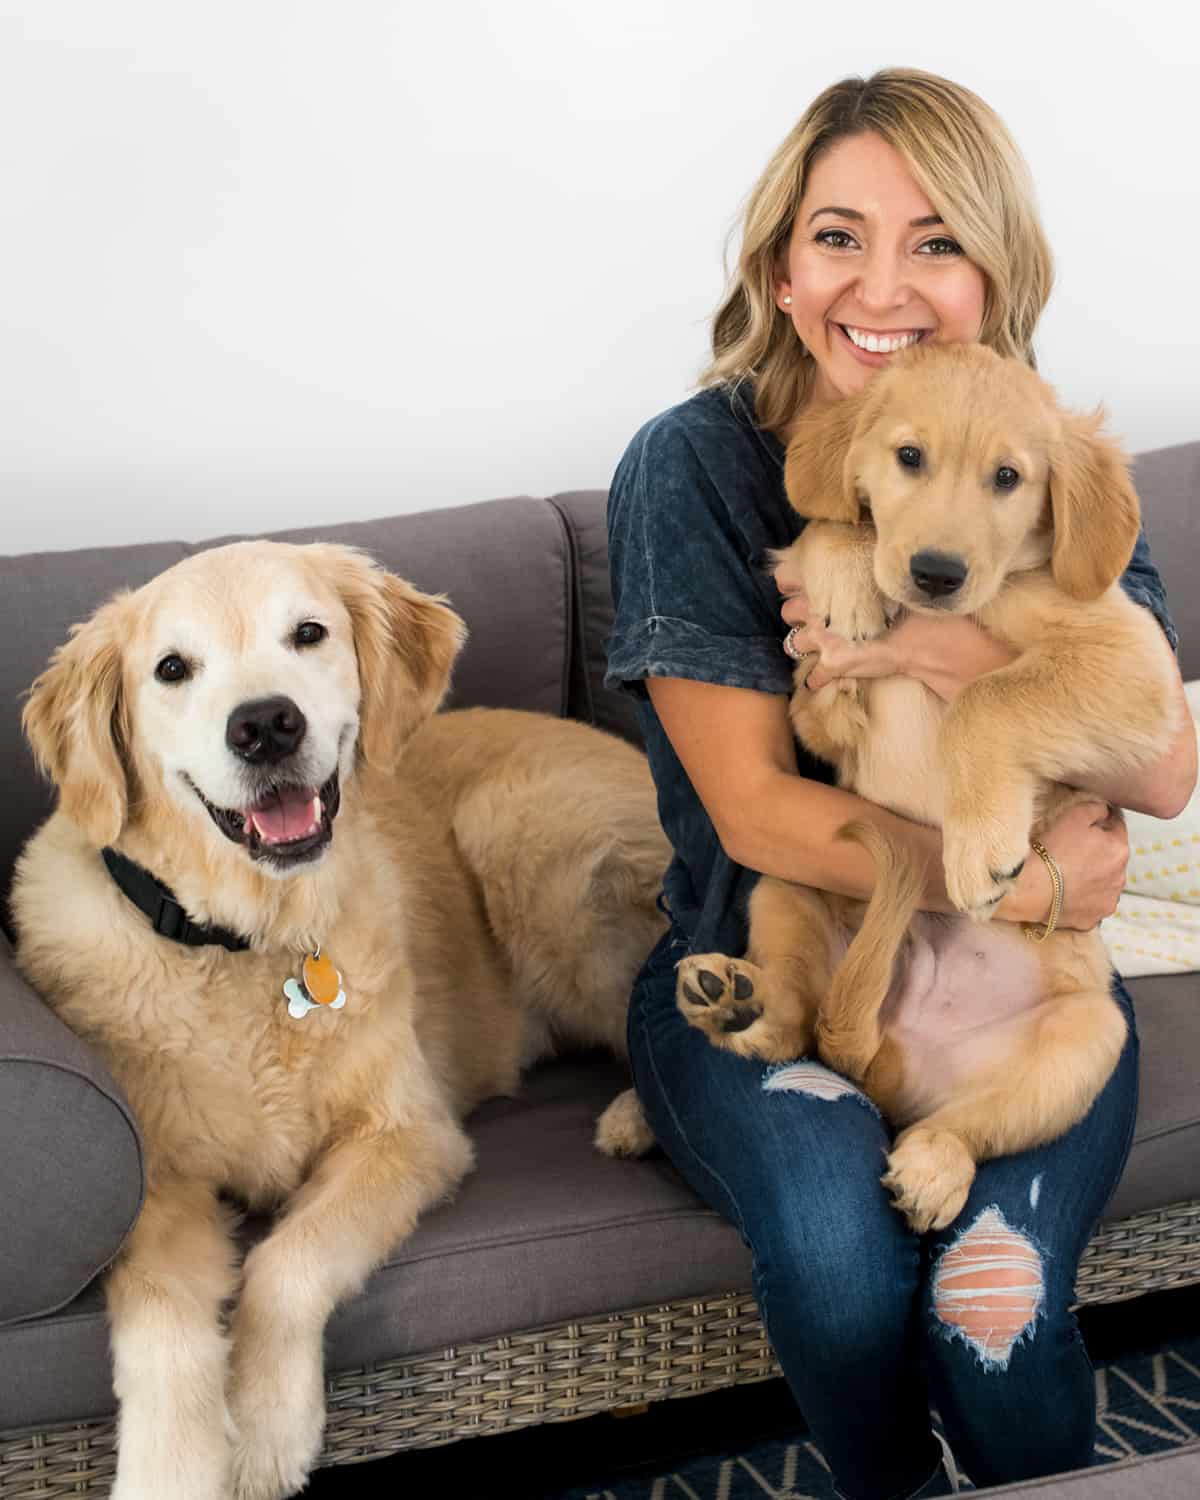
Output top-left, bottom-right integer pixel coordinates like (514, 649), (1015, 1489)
(3, 1200), (1199, 1498)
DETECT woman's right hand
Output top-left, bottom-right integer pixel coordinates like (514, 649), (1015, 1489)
(1002, 800), (1130, 930)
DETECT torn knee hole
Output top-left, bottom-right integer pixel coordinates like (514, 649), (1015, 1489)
(932, 1206), (1044, 1368)
(762, 1060), (877, 1112)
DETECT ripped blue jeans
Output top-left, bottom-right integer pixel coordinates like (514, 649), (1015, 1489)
(628, 927), (1140, 1500)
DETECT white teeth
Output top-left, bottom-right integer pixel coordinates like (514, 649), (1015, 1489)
(843, 326), (923, 354)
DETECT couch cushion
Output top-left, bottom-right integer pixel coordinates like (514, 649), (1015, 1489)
(548, 490), (642, 747)
(0, 496), (571, 900)
(0, 1055), (754, 1429)
(0, 938), (143, 1330)
(1134, 442), (1200, 681)
(1108, 970), (1200, 1218)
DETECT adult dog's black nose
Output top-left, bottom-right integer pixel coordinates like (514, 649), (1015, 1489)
(910, 550), (968, 599)
(225, 696), (307, 764)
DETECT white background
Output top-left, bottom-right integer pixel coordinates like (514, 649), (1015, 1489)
(1, 1), (1196, 553)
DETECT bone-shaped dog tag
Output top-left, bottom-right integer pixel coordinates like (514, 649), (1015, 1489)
(283, 948), (346, 1019)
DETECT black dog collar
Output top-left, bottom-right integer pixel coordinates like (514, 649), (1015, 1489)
(101, 847), (252, 953)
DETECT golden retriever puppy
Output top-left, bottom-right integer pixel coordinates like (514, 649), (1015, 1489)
(676, 341), (1180, 1233)
(11, 542), (666, 1500)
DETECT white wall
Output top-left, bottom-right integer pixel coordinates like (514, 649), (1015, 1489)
(1, 0), (1196, 553)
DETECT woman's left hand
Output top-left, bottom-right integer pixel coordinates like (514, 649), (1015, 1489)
(781, 588), (1017, 700)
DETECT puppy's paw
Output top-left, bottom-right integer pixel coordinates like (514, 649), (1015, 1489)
(808, 577), (891, 646)
(675, 955), (808, 1062)
(230, 1343), (325, 1500)
(595, 1087), (655, 1157)
(942, 821), (1028, 921)
(882, 1128), (976, 1234)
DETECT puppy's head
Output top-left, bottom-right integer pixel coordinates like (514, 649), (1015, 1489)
(23, 542), (466, 874)
(783, 342), (1140, 612)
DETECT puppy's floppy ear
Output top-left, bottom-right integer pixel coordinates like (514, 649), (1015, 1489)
(1048, 410), (1141, 601)
(321, 546), (468, 769)
(783, 386), (880, 523)
(23, 596), (133, 847)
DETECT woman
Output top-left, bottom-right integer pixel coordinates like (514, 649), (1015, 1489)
(605, 69), (1196, 1500)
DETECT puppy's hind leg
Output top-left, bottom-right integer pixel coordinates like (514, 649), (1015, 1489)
(677, 877), (838, 1062)
(106, 1181), (240, 1500)
(883, 979), (1128, 1234)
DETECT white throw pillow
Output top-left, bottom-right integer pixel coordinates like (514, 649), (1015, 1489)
(1102, 680), (1200, 977)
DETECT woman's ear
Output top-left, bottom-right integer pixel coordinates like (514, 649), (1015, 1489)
(318, 546), (468, 770)
(783, 386), (879, 523)
(1048, 410), (1141, 601)
(23, 596), (133, 847)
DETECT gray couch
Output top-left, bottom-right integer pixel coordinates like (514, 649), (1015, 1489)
(1, 450), (1199, 1496)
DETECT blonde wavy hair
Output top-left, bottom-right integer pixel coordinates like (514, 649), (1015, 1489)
(702, 68), (1054, 435)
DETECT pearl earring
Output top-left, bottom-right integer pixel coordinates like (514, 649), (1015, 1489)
(783, 295), (792, 305)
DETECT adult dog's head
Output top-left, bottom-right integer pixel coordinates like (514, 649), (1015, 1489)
(783, 341), (1140, 613)
(23, 542), (466, 870)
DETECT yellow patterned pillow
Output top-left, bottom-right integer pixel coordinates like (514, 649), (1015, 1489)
(1121, 680), (1200, 904)
(1101, 682), (1200, 977)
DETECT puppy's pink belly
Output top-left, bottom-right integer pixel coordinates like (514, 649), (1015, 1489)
(881, 913), (1043, 1118)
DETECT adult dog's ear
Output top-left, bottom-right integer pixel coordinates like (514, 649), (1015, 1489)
(1048, 410), (1141, 601)
(23, 596), (133, 847)
(323, 547), (468, 769)
(783, 386), (880, 523)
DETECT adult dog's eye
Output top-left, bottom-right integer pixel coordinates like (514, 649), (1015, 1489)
(897, 445), (923, 470)
(995, 466), (1021, 490)
(154, 654), (190, 684)
(293, 621), (327, 648)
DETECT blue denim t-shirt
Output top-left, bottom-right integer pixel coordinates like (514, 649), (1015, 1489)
(604, 380), (1178, 961)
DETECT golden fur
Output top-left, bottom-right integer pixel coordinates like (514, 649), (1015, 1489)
(12, 543), (667, 1500)
(677, 342), (1180, 1233)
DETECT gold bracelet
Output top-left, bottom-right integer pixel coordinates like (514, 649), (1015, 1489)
(1024, 839), (1064, 943)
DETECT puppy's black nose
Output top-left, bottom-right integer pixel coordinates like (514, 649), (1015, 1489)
(226, 696), (307, 764)
(910, 550), (968, 598)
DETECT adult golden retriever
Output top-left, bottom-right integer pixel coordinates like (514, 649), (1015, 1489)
(12, 543), (666, 1500)
(676, 341), (1179, 1234)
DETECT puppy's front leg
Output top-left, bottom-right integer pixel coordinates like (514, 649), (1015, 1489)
(229, 1110), (474, 1500)
(106, 1181), (239, 1500)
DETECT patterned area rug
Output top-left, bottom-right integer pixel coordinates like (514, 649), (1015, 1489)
(553, 1334), (1200, 1500)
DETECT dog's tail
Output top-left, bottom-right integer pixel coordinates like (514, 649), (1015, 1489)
(820, 820), (926, 1057)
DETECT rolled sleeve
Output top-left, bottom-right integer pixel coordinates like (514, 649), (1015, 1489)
(1121, 527), (1178, 652)
(605, 401), (796, 701)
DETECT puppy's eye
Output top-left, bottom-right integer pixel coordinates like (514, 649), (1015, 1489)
(154, 654), (190, 684)
(897, 445), (923, 470)
(293, 621), (327, 648)
(995, 466), (1021, 490)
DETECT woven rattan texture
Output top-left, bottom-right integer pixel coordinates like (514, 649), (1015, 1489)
(2, 1200), (1198, 1497)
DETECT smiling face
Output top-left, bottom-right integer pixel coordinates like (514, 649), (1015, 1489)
(776, 131), (988, 406)
(128, 544), (363, 872)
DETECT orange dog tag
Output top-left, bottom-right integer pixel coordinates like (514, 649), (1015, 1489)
(302, 950), (342, 1006)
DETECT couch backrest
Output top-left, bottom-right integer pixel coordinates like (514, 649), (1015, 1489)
(2, 442), (1196, 903)
(0, 495), (581, 900)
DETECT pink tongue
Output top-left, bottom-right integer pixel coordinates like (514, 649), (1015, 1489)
(248, 786), (318, 844)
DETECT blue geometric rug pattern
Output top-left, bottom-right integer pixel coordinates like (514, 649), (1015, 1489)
(556, 1334), (1200, 1500)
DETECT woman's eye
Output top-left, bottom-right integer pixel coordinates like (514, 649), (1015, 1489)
(814, 229), (858, 250)
(918, 236), (965, 257)
(293, 621), (327, 648)
(154, 654), (190, 684)
(995, 466), (1021, 490)
(897, 445), (923, 470)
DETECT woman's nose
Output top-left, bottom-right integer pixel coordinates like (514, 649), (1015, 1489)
(856, 247), (909, 312)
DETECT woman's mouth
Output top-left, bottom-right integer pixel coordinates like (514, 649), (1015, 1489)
(834, 323), (931, 364)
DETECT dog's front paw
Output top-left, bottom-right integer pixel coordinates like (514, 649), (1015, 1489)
(942, 821), (1029, 921)
(882, 1128), (976, 1234)
(230, 1343), (325, 1500)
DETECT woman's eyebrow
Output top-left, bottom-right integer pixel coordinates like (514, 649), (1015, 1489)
(807, 206), (946, 228)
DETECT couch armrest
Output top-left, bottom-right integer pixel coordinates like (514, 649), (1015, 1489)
(0, 935), (143, 1326)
